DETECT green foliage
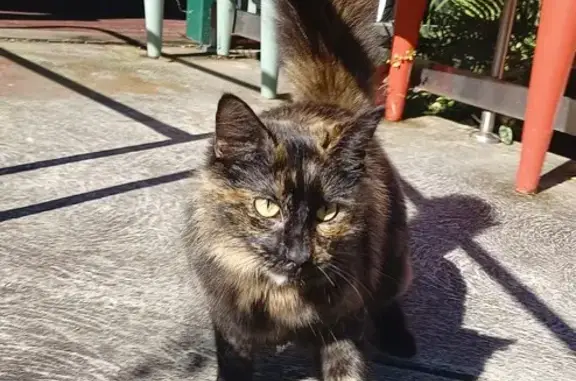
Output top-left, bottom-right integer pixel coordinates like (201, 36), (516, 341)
(429, 0), (504, 21)
(406, 0), (540, 121)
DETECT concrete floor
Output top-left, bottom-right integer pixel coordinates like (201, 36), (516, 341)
(0, 41), (574, 381)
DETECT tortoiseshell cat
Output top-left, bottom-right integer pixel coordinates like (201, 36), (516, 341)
(184, 1), (416, 380)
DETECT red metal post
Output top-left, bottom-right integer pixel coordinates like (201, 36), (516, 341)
(384, 0), (427, 121)
(515, 0), (576, 194)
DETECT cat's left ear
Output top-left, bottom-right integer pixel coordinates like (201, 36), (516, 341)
(329, 106), (384, 164)
(214, 93), (274, 159)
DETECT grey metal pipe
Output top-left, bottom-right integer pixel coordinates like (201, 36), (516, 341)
(475, 0), (518, 144)
(144, 0), (165, 58)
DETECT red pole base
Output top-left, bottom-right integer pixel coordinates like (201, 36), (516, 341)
(384, 0), (427, 122)
(515, 0), (576, 194)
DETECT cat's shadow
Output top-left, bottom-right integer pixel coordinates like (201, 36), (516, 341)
(255, 179), (513, 380)
(392, 180), (514, 379)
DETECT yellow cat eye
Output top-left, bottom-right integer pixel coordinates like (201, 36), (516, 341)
(316, 203), (339, 222)
(254, 198), (281, 218)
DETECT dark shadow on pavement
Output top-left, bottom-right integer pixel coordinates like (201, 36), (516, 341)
(0, 135), (212, 176)
(0, 170), (193, 222)
(0, 26), (293, 99)
(401, 177), (575, 356)
(0, 46), (192, 141)
(161, 48), (292, 100)
(0, 46), (213, 176)
(396, 180), (513, 380)
(538, 160), (576, 193)
(460, 240), (576, 352)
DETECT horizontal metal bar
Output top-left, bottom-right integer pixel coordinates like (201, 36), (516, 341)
(555, 95), (576, 136)
(232, 10), (261, 42)
(374, 21), (394, 38)
(412, 63), (576, 136)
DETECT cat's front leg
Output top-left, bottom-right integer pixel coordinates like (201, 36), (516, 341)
(213, 324), (253, 381)
(317, 336), (367, 381)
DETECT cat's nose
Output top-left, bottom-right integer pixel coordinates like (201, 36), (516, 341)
(285, 248), (310, 267)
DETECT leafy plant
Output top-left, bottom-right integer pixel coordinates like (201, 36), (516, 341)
(406, 0), (540, 122)
(428, 0), (504, 21)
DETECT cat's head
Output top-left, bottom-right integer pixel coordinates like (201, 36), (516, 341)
(202, 93), (383, 286)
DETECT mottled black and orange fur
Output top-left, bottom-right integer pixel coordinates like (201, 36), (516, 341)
(183, 1), (416, 380)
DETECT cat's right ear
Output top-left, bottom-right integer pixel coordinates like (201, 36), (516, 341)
(214, 93), (272, 159)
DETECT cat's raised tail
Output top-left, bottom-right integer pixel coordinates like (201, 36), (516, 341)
(276, 0), (383, 112)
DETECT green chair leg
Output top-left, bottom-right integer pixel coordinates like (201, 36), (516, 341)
(217, 0), (236, 56)
(186, 0), (215, 48)
(144, 0), (165, 58)
(260, 0), (279, 99)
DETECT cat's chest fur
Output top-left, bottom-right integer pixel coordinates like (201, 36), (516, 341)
(235, 279), (319, 331)
(223, 275), (365, 344)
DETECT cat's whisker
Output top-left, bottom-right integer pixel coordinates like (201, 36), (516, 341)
(326, 264), (365, 303)
(308, 321), (317, 338)
(358, 263), (402, 286)
(328, 329), (338, 343)
(316, 265), (336, 287)
(327, 263), (373, 298)
(332, 257), (402, 290)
